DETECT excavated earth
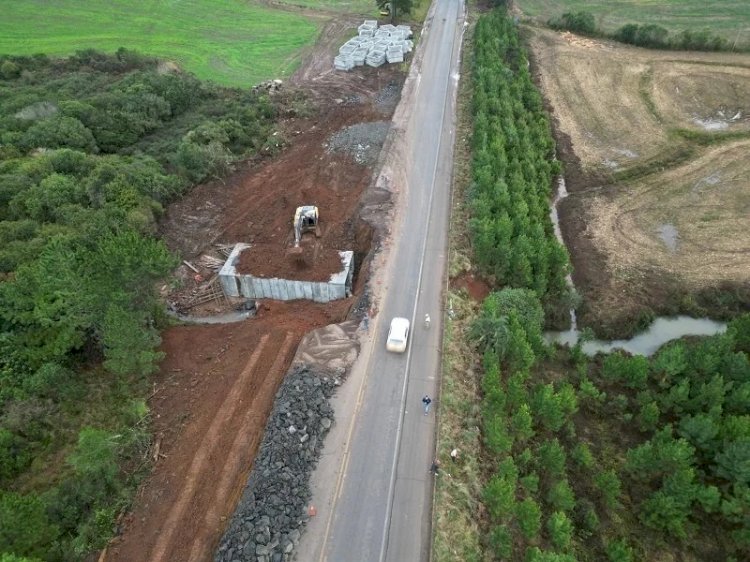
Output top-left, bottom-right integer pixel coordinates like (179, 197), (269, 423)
(106, 40), (406, 562)
(235, 244), (347, 282)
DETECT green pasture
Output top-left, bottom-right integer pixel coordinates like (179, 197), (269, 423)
(517, 0), (750, 44)
(275, 0), (375, 14)
(0, 0), (321, 87)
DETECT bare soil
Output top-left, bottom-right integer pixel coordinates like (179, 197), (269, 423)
(106, 25), (406, 562)
(235, 243), (346, 281)
(451, 272), (491, 302)
(527, 25), (750, 336)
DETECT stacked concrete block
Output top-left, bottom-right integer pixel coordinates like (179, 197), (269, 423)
(397, 25), (413, 39)
(335, 19), (413, 71)
(386, 45), (404, 64)
(334, 55), (354, 71)
(352, 48), (368, 66)
(365, 50), (386, 67)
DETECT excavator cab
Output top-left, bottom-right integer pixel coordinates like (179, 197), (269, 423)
(288, 205), (320, 256)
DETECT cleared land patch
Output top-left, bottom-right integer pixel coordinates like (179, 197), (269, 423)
(583, 139), (750, 288)
(529, 28), (750, 175)
(515, 0), (750, 46)
(0, 0), (320, 87)
(529, 27), (750, 335)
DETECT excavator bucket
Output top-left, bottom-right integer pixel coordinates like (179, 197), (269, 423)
(286, 246), (304, 256)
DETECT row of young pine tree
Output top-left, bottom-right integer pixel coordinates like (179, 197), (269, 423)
(469, 10), (571, 322)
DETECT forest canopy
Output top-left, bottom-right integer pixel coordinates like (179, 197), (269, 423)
(0, 49), (282, 559)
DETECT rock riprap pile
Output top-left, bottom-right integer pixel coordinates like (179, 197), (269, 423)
(214, 366), (341, 562)
(334, 20), (413, 71)
(326, 121), (390, 165)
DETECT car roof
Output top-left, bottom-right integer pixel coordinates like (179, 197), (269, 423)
(390, 317), (410, 333)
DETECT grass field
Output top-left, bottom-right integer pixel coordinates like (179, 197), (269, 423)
(273, 0), (375, 13)
(516, 0), (750, 44)
(0, 0), (320, 87)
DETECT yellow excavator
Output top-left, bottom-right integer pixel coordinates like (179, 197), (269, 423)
(288, 205), (321, 256)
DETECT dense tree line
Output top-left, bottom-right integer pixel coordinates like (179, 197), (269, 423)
(549, 10), (732, 52)
(472, 285), (750, 560)
(0, 50), (280, 560)
(468, 9), (750, 561)
(470, 10), (572, 325)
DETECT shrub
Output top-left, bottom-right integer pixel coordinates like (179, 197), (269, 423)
(516, 498), (542, 540)
(605, 538), (634, 562)
(538, 438), (567, 478)
(21, 115), (98, 153)
(571, 443), (594, 469)
(549, 11), (597, 35)
(521, 472), (540, 494)
(614, 23), (670, 48)
(484, 472), (517, 522)
(602, 353), (649, 389)
(579, 500), (600, 534)
(578, 377), (606, 404)
(0, 491), (59, 559)
(547, 479), (576, 512)
(547, 511), (573, 549)
(1, 60), (21, 80)
(0, 428), (33, 482)
(488, 525), (513, 559)
(637, 401), (661, 432)
(594, 469), (622, 509)
(511, 403), (535, 442)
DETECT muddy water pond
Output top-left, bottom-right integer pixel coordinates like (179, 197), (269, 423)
(546, 316), (727, 357)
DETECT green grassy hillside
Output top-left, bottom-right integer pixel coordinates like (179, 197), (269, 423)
(516, 0), (750, 45)
(0, 0), (320, 87)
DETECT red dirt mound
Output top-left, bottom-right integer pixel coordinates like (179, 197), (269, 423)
(451, 272), (491, 301)
(234, 243), (346, 282)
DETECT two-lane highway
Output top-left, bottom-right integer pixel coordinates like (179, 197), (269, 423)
(300, 0), (465, 560)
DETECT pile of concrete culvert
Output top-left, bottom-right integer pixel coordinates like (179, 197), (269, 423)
(334, 19), (413, 71)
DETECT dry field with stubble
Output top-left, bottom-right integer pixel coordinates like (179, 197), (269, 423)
(527, 27), (750, 335)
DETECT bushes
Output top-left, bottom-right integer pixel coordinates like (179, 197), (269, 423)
(546, 9), (731, 52)
(549, 11), (596, 35)
(0, 50), (283, 561)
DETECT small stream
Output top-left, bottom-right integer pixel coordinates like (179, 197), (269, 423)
(546, 175), (726, 356)
(546, 316), (727, 357)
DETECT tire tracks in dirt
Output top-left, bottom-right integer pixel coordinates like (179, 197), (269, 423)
(148, 332), (279, 561)
(187, 331), (297, 562)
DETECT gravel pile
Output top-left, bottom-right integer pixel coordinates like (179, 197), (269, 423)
(215, 366), (342, 562)
(374, 80), (401, 111)
(326, 121), (391, 165)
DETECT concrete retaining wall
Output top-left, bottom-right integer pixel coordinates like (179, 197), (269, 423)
(219, 244), (354, 303)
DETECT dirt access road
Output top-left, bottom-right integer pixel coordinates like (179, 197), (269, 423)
(105, 23), (410, 562)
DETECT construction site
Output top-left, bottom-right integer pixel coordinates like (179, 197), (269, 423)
(105, 23), (406, 561)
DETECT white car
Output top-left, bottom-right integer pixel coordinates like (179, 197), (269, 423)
(386, 317), (410, 353)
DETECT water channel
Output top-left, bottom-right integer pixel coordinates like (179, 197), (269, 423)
(546, 175), (726, 357)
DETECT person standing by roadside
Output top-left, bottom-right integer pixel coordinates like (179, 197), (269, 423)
(422, 395), (432, 415)
(450, 448), (459, 462)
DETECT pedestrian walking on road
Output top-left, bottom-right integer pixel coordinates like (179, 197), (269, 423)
(424, 313), (431, 328)
(450, 448), (459, 462)
(422, 395), (432, 415)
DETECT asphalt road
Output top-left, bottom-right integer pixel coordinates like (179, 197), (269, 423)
(299, 1), (465, 560)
